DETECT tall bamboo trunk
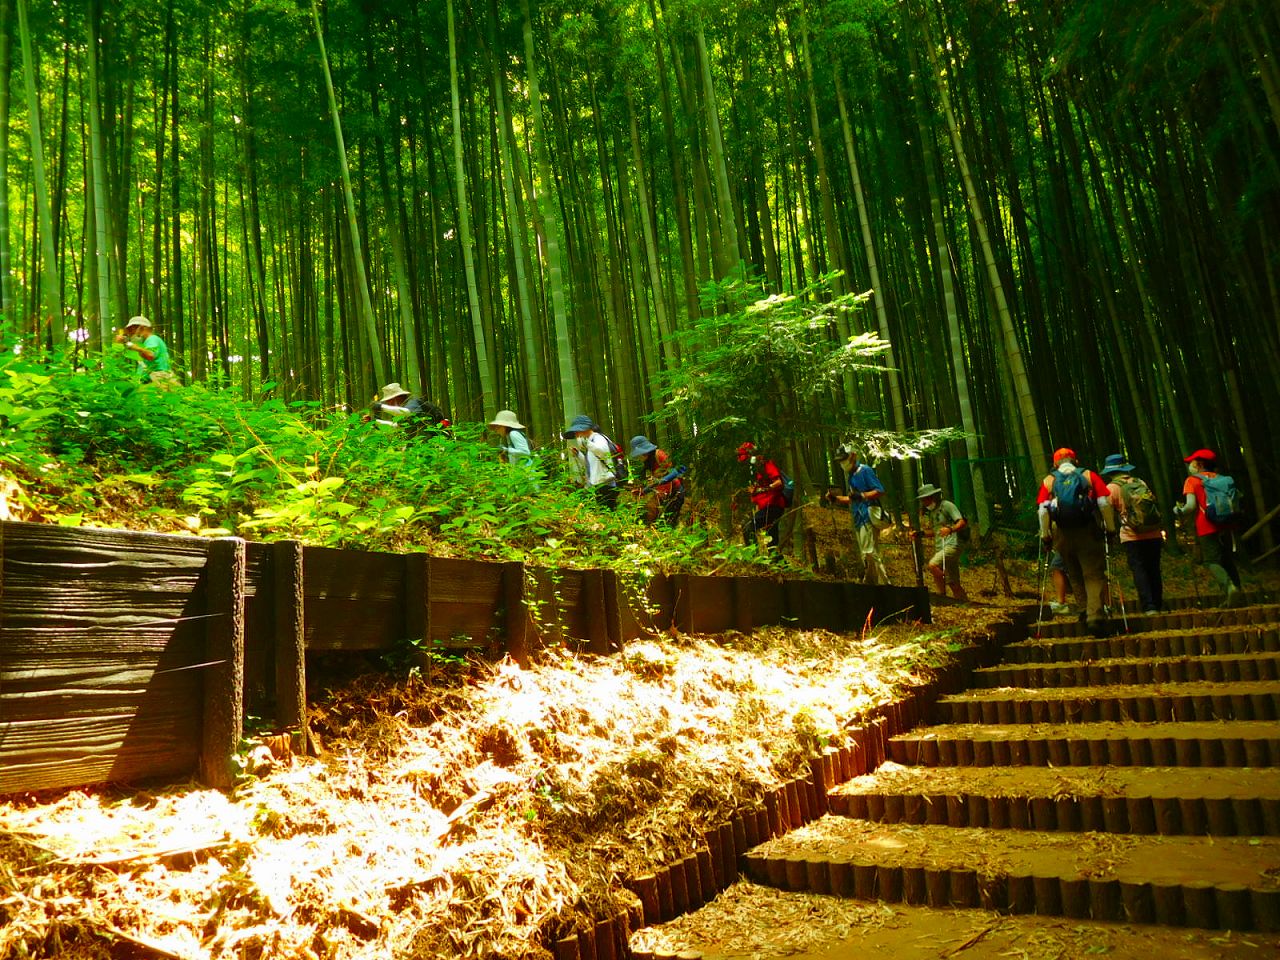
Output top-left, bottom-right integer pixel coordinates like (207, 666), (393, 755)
(0, 0), (12, 320)
(520, 0), (579, 421)
(310, 0), (385, 387)
(85, 9), (113, 343)
(694, 21), (739, 277)
(448, 0), (493, 416)
(920, 5), (1046, 473)
(16, 0), (61, 338)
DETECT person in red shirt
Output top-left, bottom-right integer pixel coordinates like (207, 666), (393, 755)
(738, 442), (787, 554)
(1035, 448), (1116, 634)
(1174, 448), (1241, 607)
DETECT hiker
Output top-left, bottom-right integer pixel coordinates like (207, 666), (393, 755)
(629, 436), (686, 526)
(489, 410), (533, 467)
(370, 382), (452, 436)
(114, 315), (176, 387)
(738, 441), (787, 554)
(1101, 453), (1165, 614)
(912, 484), (968, 600)
(826, 444), (890, 585)
(563, 415), (620, 509)
(1048, 551), (1071, 616)
(1035, 448), (1117, 634)
(1174, 448), (1242, 607)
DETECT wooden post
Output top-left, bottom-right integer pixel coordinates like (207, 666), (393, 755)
(730, 578), (754, 633)
(600, 569), (624, 652)
(272, 540), (306, 733)
(201, 537), (246, 789)
(584, 569), (610, 654)
(503, 561), (529, 665)
(403, 553), (427, 641)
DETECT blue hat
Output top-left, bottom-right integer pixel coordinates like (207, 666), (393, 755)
(629, 435), (658, 458)
(561, 414), (596, 439)
(1100, 453), (1136, 476)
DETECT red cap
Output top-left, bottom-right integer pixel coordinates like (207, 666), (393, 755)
(1183, 448), (1216, 464)
(1052, 447), (1076, 465)
(736, 441), (756, 462)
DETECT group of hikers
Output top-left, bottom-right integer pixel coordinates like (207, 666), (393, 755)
(118, 330), (1239, 626)
(361, 379), (1247, 631)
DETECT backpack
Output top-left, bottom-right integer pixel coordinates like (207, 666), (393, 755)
(596, 432), (630, 484)
(1116, 475), (1162, 533)
(1050, 467), (1096, 528)
(1200, 473), (1243, 526)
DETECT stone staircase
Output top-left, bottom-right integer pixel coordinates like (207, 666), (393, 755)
(743, 604), (1280, 930)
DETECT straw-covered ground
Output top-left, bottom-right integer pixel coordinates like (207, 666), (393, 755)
(2, 536), (1272, 960)
(0, 596), (1008, 960)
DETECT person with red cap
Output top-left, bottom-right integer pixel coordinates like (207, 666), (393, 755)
(1035, 448), (1117, 634)
(1175, 449), (1242, 606)
(738, 442), (787, 554)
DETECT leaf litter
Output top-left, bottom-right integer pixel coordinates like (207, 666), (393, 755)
(0, 607), (997, 960)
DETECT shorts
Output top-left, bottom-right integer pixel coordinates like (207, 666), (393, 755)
(1049, 551), (1066, 573)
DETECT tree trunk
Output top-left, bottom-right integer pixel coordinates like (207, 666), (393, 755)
(309, 0), (385, 386)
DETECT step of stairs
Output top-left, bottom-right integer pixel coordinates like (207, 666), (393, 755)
(889, 720), (1280, 768)
(937, 681), (1280, 724)
(975, 652), (1280, 688)
(826, 762), (1280, 835)
(744, 818), (1280, 930)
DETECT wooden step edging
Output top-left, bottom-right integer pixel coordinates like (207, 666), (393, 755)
(740, 851), (1280, 932)
(938, 687), (1280, 725)
(977, 652), (1280, 688)
(889, 728), (1280, 769)
(1032, 601), (1280, 639)
(1006, 626), (1280, 664)
(550, 610), (1038, 958)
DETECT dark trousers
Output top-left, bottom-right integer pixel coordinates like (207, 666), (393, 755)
(594, 483), (619, 510)
(1199, 531), (1241, 587)
(1122, 538), (1164, 612)
(743, 505), (785, 551)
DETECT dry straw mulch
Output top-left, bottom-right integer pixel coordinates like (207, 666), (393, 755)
(0, 609), (990, 960)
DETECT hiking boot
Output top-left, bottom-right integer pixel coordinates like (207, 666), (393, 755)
(1086, 619), (1110, 637)
(1225, 584), (1243, 608)
(1049, 602), (1070, 616)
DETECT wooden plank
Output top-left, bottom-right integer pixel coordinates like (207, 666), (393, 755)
(672, 574), (693, 633)
(273, 541), (306, 730)
(0, 714), (198, 793)
(303, 546), (404, 601)
(303, 599), (401, 651)
(425, 557), (505, 603)
(783, 581), (807, 629)
(429, 600), (502, 646)
(742, 577), (785, 629)
(687, 576), (734, 635)
(201, 538), (245, 790)
(613, 573), (653, 642)
(403, 554), (428, 641)
(0, 522), (211, 795)
(503, 561), (529, 666)
(842, 584), (874, 634)
(804, 582), (845, 632)
(642, 575), (675, 634)
(528, 568), (587, 648)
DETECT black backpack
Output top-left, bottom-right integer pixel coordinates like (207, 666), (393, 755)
(597, 432), (630, 484)
(1050, 467), (1096, 528)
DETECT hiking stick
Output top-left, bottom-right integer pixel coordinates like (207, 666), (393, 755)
(1102, 531), (1128, 633)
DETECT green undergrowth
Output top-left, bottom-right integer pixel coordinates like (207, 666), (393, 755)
(0, 344), (777, 577)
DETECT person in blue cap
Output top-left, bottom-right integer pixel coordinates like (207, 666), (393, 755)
(562, 414), (620, 509)
(628, 435), (686, 526)
(1101, 453), (1165, 614)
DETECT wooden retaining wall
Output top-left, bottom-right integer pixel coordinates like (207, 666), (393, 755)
(0, 520), (929, 796)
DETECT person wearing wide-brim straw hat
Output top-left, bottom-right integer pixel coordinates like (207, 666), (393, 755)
(911, 483), (969, 600)
(488, 410), (533, 466)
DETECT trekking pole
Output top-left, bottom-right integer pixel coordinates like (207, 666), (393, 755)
(1103, 531), (1129, 633)
(1035, 535), (1048, 638)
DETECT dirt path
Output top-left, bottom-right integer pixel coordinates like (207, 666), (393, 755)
(632, 600), (1280, 958)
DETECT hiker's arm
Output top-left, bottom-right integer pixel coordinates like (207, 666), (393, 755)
(1174, 493), (1198, 516)
(126, 341), (156, 361)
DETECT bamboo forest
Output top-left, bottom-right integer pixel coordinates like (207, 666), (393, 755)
(3, 0), (1276, 517)
(4, 2), (1280, 957)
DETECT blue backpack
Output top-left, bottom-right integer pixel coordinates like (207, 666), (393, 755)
(1050, 468), (1096, 528)
(1200, 473), (1243, 526)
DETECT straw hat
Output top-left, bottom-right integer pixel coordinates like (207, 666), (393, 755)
(916, 483), (943, 501)
(378, 382), (412, 404)
(488, 410), (526, 431)
(125, 315), (152, 330)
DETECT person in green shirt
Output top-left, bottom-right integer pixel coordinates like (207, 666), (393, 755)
(114, 315), (175, 386)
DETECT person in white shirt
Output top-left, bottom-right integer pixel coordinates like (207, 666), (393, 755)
(562, 414), (619, 509)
